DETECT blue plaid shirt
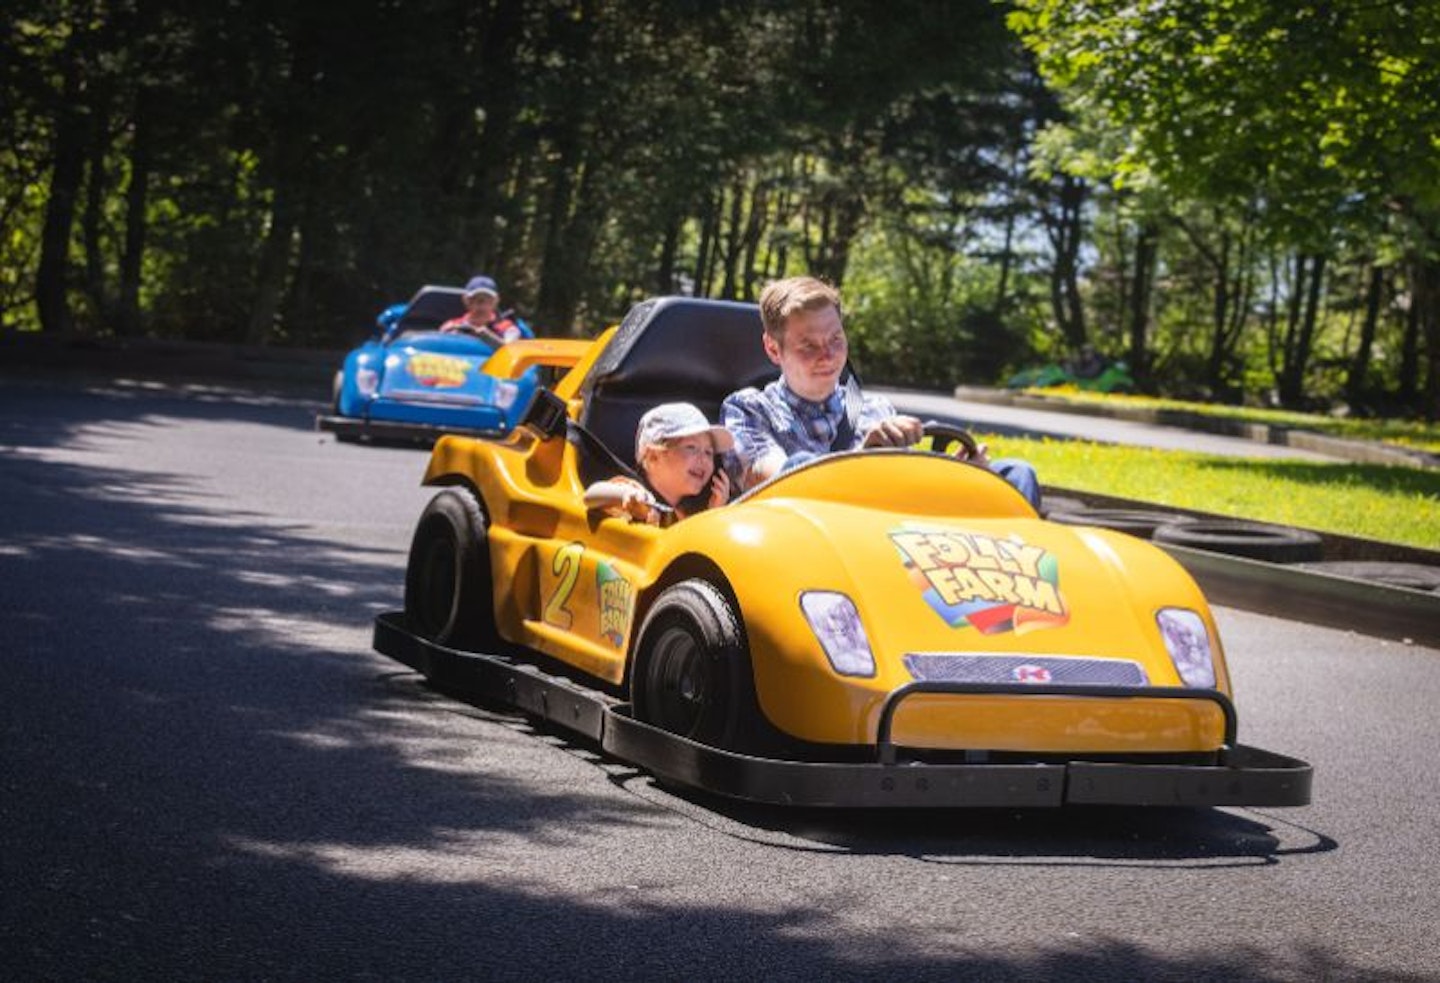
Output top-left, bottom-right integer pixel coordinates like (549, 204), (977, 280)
(721, 379), (898, 476)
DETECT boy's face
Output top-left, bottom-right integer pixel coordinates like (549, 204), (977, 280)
(643, 434), (716, 504)
(764, 304), (847, 401)
(466, 292), (498, 322)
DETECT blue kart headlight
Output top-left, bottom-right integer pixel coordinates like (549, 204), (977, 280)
(493, 380), (520, 409)
(356, 368), (380, 397)
(800, 591), (876, 677)
(1156, 607), (1216, 688)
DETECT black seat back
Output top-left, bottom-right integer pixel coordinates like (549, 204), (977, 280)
(577, 297), (777, 477)
(398, 286), (466, 332)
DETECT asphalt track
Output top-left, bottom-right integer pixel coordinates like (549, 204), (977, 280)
(3, 372), (1439, 981)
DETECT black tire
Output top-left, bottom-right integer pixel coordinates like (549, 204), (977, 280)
(1152, 519), (1324, 563)
(1297, 560), (1440, 593)
(631, 580), (760, 750)
(330, 371), (364, 443)
(1039, 495), (1089, 518)
(403, 487), (503, 649)
(1047, 508), (1195, 540)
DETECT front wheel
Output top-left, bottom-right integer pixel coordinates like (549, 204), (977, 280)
(403, 487), (503, 649)
(631, 580), (760, 750)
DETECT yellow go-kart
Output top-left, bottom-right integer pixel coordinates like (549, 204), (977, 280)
(374, 297), (1311, 808)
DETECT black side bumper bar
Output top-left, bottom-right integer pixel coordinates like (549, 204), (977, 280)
(316, 414), (504, 444)
(373, 613), (1312, 809)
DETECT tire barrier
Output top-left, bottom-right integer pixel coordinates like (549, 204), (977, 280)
(1152, 519), (1324, 564)
(1039, 495), (1089, 518)
(1296, 560), (1440, 593)
(1046, 508), (1196, 540)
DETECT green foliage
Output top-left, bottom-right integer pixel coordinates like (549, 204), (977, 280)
(2, 0), (1436, 419)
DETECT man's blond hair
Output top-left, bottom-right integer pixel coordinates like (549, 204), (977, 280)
(758, 276), (841, 342)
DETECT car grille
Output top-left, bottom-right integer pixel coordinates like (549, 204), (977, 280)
(903, 653), (1149, 687)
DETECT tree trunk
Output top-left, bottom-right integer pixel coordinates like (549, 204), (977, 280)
(35, 34), (91, 336)
(82, 101), (116, 331)
(1278, 254), (1326, 406)
(693, 190), (718, 296)
(1344, 262), (1384, 408)
(654, 212), (681, 295)
(461, 0), (527, 277)
(245, 186), (298, 345)
(117, 95), (151, 338)
(739, 181), (767, 301)
(1126, 221), (1158, 384)
(1415, 255), (1440, 421)
(245, 18), (319, 346)
(1045, 174), (1088, 348)
(719, 180), (745, 299)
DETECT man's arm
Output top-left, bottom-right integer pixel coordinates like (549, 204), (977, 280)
(721, 390), (789, 489)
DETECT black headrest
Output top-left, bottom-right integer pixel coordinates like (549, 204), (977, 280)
(578, 297), (778, 469)
(399, 286), (466, 331)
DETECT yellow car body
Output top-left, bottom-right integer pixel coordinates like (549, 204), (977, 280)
(380, 296), (1310, 807)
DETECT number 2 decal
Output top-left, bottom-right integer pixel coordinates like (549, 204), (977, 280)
(543, 542), (585, 629)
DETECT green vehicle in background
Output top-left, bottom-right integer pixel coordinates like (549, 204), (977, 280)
(1007, 346), (1135, 394)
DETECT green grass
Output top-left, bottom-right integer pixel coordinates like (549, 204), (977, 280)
(985, 434), (1440, 551)
(1022, 387), (1440, 455)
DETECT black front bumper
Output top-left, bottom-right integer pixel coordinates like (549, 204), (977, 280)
(316, 413), (504, 444)
(373, 612), (1313, 809)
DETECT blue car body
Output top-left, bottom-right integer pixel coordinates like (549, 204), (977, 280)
(317, 285), (541, 443)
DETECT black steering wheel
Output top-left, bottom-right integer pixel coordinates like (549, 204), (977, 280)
(461, 324), (509, 348)
(919, 421), (980, 461)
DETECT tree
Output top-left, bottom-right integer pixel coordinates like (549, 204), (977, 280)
(1010, 0), (1440, 415)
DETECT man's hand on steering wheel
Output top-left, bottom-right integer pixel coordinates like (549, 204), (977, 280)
(918, 421), (993, 468)
(861, 414), (924, 448)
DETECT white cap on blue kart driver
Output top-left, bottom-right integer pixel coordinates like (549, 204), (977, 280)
(463, 274), (499, 300)
(634, 403), (735, 462)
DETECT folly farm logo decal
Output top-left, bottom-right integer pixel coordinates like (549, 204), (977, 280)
(596, 563), (634, 648)
(406, 353), (473, 388)
(890, 525), (1069, 635)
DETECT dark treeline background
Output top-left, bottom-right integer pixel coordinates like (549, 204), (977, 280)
(4, 0), (1438, 418)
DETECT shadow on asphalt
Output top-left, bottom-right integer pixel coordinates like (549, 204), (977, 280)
(0, 377), (1393, 983)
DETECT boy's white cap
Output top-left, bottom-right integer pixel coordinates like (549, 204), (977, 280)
(635, 403), (735, 460)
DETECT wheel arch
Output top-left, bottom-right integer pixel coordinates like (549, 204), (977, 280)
(623, 552), (740, 694)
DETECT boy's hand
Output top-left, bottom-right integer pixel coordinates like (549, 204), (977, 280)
(707, 469), (731, 509)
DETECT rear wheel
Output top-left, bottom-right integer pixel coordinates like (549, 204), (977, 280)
(632, 580), (759, 750)
(403, 487), (503, 649)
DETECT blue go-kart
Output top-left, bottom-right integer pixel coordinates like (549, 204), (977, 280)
(317, 285), (542, 444)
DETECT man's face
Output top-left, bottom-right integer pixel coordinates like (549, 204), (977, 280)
(764, 304), (847, 401)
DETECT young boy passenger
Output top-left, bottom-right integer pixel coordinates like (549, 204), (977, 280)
(584, 402), (734, 527)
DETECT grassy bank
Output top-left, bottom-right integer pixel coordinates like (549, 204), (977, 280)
(986, 434), (1440, 551)
(1022, 388), (1440, 455)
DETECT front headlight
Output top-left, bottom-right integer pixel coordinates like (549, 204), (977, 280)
(1156, 607), (1216, 688)
(800, 591), (876, 677)
(493, 380), (520, 409)
(356, 367), (380, 397)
